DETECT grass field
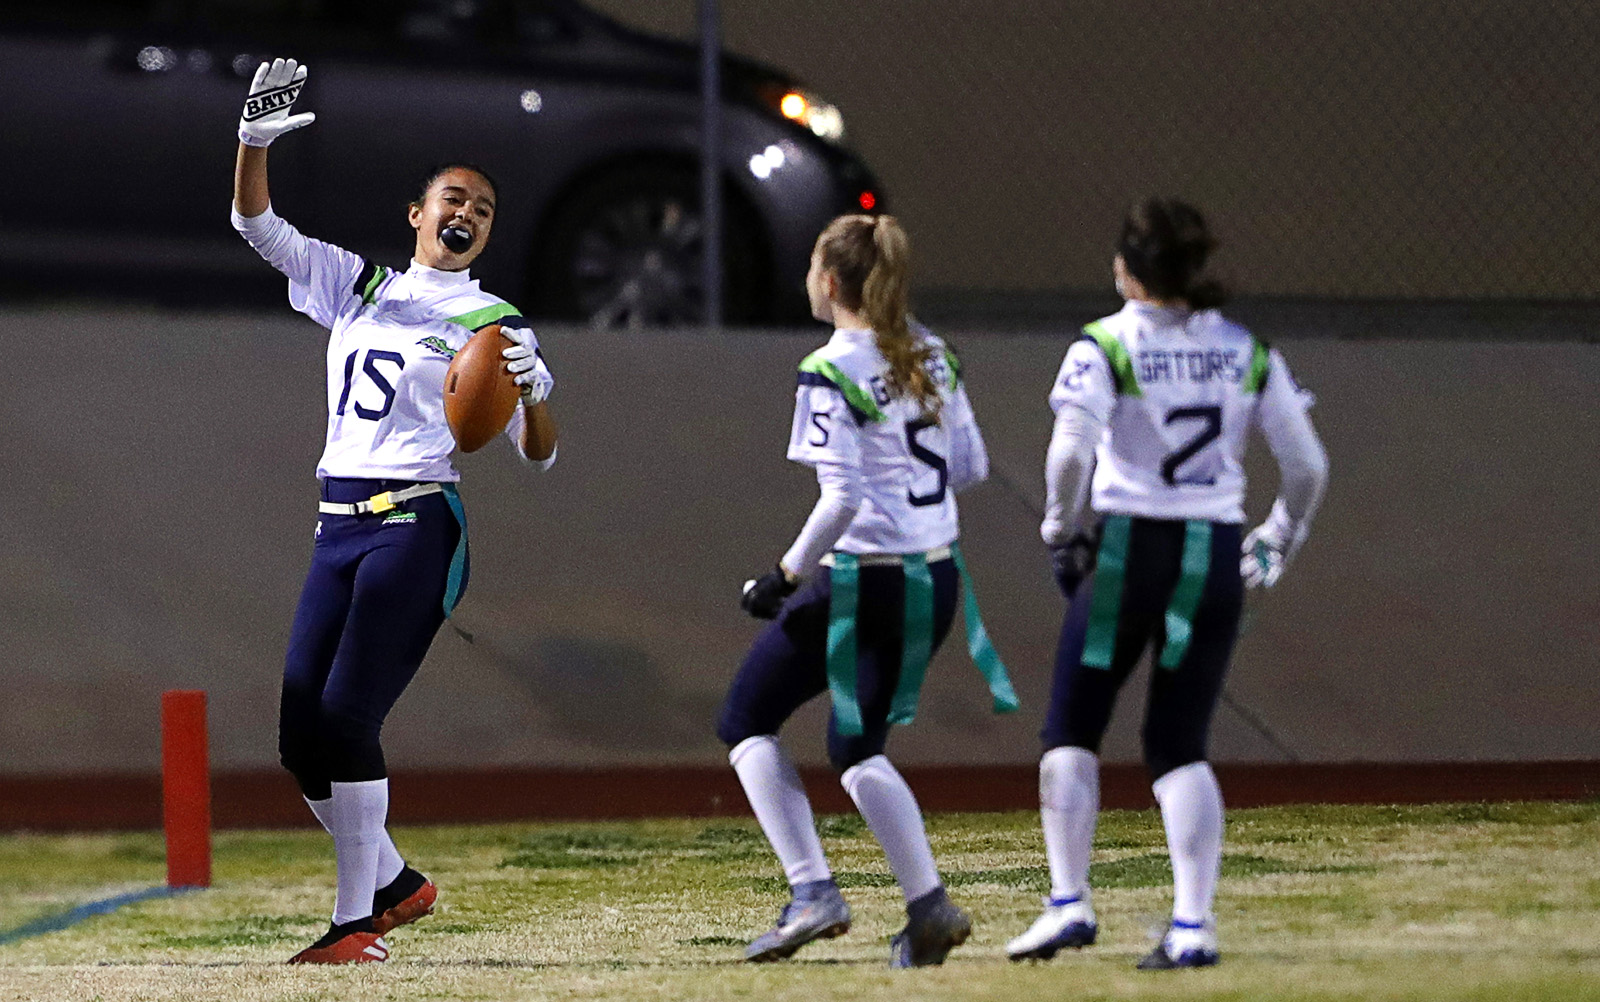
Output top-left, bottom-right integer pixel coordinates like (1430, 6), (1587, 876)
(2, 803), (1598, 1001)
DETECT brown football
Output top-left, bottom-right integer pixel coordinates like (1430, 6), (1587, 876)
(443, 324), (520, 453)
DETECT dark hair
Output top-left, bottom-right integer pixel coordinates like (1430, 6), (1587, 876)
(1118, 198), (1228, 310)
(411, 163), (500, 208)
(815, 214), (940, 417)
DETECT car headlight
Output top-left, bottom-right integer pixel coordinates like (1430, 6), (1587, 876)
(770, 87), (845, 145)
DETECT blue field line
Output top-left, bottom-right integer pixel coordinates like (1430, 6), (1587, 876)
(0, 885), (198, 946)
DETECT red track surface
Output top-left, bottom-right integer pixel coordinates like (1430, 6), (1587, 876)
(2, 763), (1597, 832)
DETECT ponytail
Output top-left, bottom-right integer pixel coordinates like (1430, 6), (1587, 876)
(816, 214), (941, 417)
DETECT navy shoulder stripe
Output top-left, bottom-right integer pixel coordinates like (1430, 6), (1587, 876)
(797, 370), (871, 425)
(352, 259), (378, 298)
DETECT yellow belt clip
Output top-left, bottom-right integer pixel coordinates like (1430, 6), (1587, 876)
(366, 491), (397, 515)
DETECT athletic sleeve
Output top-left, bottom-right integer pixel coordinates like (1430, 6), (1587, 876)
(231, 203), (365, 329)
(1253, 349), (1329, 558)
(1048, 338), (1117, 422)
(787, 379), (864, 469)
(945, 382), (990, 493)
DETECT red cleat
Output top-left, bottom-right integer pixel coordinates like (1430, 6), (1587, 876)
(373, 877), (437, 936)
(287, 922), (389, 965)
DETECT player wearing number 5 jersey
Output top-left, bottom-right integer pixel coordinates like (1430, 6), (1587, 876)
(718, 215), (1018, 969)
(230, 59), (558, 965)
(1006, 200), (1328, 970)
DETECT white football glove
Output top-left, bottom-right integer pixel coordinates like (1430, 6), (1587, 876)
(502, 328), (554, 405)
(1241, 522), (1288, 590)
(238, 58), (315, 147)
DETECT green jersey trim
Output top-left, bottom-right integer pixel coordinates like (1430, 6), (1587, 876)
(1082, 322), (1143, 397)
(798, 353), (887, 423)
(943, 348), (962, 390)
(358, 265), (390, 306)
(446, 302), (522, 331)
(1244, 338), (1271, 393)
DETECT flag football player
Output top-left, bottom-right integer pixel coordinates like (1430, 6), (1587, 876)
(719, 214), (1018, 969)
(1006, 199), (1329, 969)
(231, 58), (558, 964)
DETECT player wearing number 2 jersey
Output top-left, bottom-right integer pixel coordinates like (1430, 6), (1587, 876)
(717, 215), (1017, 969)
(230, 59), (558, 965)
(1006, 200), (1328, 970)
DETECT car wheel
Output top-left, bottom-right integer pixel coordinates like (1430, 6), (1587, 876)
(533, 165), (763, 328)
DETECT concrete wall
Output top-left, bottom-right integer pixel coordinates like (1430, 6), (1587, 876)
(0, 307), (1594, 774)
(588, 0), (1600, 299)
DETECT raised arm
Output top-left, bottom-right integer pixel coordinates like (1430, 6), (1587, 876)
(232, 58), (315, 219)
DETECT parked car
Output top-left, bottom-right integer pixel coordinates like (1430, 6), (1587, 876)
(0, 0), (883, 325)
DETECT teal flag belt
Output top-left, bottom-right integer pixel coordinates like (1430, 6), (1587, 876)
(825, 543), (1018, 737)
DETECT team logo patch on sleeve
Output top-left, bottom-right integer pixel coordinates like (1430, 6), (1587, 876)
(417, 336), (456, 359)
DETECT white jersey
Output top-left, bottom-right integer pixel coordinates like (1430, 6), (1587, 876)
(787, 326), (988, 555)
(1049, 300), (1308, 523)
(233, 206), (530, 482)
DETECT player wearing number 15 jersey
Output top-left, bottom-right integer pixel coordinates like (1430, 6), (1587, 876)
(718, 215), (1018, 969)
(230, 58), (558, 965)
(1006, 200), (1328, 970)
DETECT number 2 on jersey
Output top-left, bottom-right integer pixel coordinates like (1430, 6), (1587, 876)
(335, 349), (406, 421)
(1161, 406), (1222, 486)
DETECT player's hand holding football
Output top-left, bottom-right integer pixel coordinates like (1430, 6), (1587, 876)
(741, 565), (798, 619)
(1241, 522), (1287, 589)
(238, 58), (316, 147)
(501, 328), (554, 405)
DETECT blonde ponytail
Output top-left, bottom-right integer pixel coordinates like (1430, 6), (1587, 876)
(815, 214), (940, 417)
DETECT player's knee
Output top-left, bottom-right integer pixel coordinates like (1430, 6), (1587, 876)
(277, 718), (327, 796)
(1143, 740), (1205, 782)
(317, 701), (386, 782)
(827, 730), (888, 774)
(1142, 719), (1208, 781)
(715, 705), (765, 749)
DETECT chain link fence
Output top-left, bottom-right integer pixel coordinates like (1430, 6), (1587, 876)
(598, 0), (1600, 303)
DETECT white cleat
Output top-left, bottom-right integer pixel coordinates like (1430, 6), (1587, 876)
(1137, 918), (1219, 970)
(1006, 895), (1098, 961)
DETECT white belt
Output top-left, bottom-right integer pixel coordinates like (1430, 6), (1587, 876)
(317, 483), (445, 516)
(820, 545), (952, 568)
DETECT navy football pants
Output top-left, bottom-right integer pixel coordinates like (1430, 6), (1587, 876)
(279, 478), (465, 800)
(717, 558), (960, 772)
(1042, 517), (1243, 780)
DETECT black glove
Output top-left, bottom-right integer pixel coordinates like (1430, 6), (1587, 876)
(1049, 530), (1100, 598)
(741, 564), (798, 619)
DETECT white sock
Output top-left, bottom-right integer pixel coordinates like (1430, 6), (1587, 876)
(1153, 761), (1224, 925)
(327, 779), (389, 926)
(1039, 746), (1099, 902)
(729, 736), (831, 887)
(307, 795), (405, 891)
(840, 755), (940, 903)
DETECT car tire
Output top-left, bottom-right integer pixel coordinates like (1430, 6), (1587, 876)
(531, 164), (765, 328)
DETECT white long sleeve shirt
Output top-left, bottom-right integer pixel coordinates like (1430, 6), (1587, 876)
(232, 204), (547, 479)
(780, 326), (989, 576)
(1043, 301), (1327, 556)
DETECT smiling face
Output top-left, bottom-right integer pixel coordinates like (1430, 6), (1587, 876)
(408, 168), (497, 271)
